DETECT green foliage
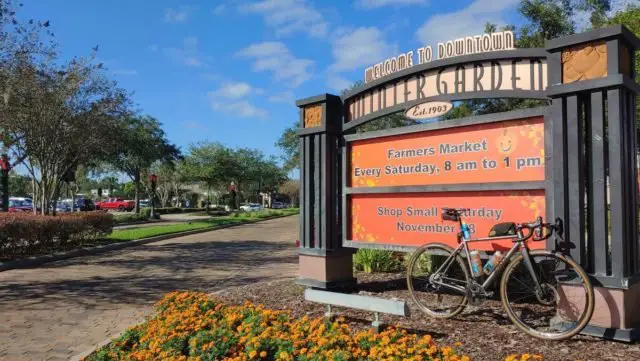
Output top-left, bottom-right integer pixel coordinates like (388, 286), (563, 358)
(275, 123), (300, 172)
(189, 327), (238, 360)
(353, 249), (404, 273)
(604, 5), (640, 123)
(109, 115), (181, 213)
(517, 0), (575, 48)
(7, 172), (30, 197)
(182, 141), (287, 204)
(112, 208), (151, 224)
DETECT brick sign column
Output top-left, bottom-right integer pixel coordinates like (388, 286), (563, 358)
(296, 94), (356, 290)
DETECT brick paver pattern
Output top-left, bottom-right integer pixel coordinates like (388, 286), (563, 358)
(0, 216), (299, 361)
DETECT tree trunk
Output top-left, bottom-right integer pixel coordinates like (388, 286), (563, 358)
(31, 178), (38, 215)
(134, 169), (140, 214)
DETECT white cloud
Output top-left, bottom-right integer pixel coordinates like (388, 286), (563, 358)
(326, 74), (352, 93)
(268, 91), (295, 103)
(212, 82), (255, 99)
(111, 69), (138, 76)
(164, 6), (197, 23)
(329, 27), (397, 72)
(208, 81), (268, 118)
(236, 41), (314, 87)
(148, 44), (159, 52)
(213, 4), (226, 15)
(208, 97), (268, 118)
(415, 0), (519, 45)
(355, 0), (426, 9)
(163, 36), (210, 67)
(239, 0), (328, 37)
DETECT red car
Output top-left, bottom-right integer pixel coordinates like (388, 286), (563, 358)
(95, 198), (135, 212)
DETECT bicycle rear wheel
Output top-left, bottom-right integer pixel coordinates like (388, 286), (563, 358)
(407, 243), (470, 318)
(500, 250), (594, 340)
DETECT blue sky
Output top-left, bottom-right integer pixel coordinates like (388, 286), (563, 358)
(20, 0), (529, 163)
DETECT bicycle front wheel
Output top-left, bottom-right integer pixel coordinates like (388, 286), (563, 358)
(407, 243), (470, 318)
(500, 250), (594, 340)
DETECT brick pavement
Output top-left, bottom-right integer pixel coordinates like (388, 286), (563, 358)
(0, 216), (299, 361)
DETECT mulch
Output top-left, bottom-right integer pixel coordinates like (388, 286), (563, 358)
(215, 272), (640, 361)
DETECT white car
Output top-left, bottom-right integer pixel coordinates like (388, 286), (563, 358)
(241, 203), (263, 211)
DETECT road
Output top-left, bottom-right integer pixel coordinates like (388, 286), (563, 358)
(0, 216), (299, 361)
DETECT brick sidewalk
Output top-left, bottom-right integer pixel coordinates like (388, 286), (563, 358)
(0, 216), (299, 361)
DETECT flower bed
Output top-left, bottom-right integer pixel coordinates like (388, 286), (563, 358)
(0, 211), (114, 259)
(86, 291), (470, 361)
(85, 291), (542, 361)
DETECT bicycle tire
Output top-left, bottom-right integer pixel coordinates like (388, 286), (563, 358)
(500, 250), (595, 340)
(407, 243), (470, 318)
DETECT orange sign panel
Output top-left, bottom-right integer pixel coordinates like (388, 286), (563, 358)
(350, 190), (546, 251)
(350, 117), (544, 187)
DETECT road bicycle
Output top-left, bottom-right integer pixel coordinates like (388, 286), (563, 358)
(406, 207), (594, 340)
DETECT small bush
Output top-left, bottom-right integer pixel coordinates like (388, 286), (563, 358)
(353, 248), (404, 273)
(113, 212), (148, 224)
(0, 212), (115, 259)
(154, 207), (207, 215)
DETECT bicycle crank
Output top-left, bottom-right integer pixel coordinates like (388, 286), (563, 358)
(467, 282), (491, 306)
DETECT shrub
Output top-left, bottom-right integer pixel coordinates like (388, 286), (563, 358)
(113, 211), (149, 224)
(154, 207), (207, 215)
(353, 248), (404, 273)
(85, 291), (468, 361)
(0, 211), (114, 259)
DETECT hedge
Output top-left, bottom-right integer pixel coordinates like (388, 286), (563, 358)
(154, 207), (207, 215)
(0, 212), (115, 259)
(113, 208), (151, 224)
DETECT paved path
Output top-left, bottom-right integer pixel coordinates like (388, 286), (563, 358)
(0, 216), (299, 361)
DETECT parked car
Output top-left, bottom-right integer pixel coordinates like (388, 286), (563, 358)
(7, 197), (34, 213)
(95, 198), (135, 212)
(240, 203), (263, 212)
(54, 198), (97, 212)
(271, 201), (285, 209)
(138, 199), (150, 208)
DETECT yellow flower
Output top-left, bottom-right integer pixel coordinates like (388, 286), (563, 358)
(249, 350), (257, 359)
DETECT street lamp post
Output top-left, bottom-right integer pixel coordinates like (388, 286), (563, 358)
(150, 174), (157, 219)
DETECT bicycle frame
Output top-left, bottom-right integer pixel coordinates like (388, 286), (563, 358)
(431, 229), (543, 295)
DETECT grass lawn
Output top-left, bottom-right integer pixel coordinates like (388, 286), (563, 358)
(107, 208), (299, 242)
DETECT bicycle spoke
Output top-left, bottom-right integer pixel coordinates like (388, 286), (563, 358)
(502, 251), (593, 340)
(408, 245), (469, 318)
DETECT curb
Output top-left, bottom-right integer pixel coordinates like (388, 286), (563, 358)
(0, 213), (298, 272)
(72, 278), (296, 361)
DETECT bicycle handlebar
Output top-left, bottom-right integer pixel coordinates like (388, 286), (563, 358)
(516, 216), (557, 242)
(440, 206), (562, 242)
